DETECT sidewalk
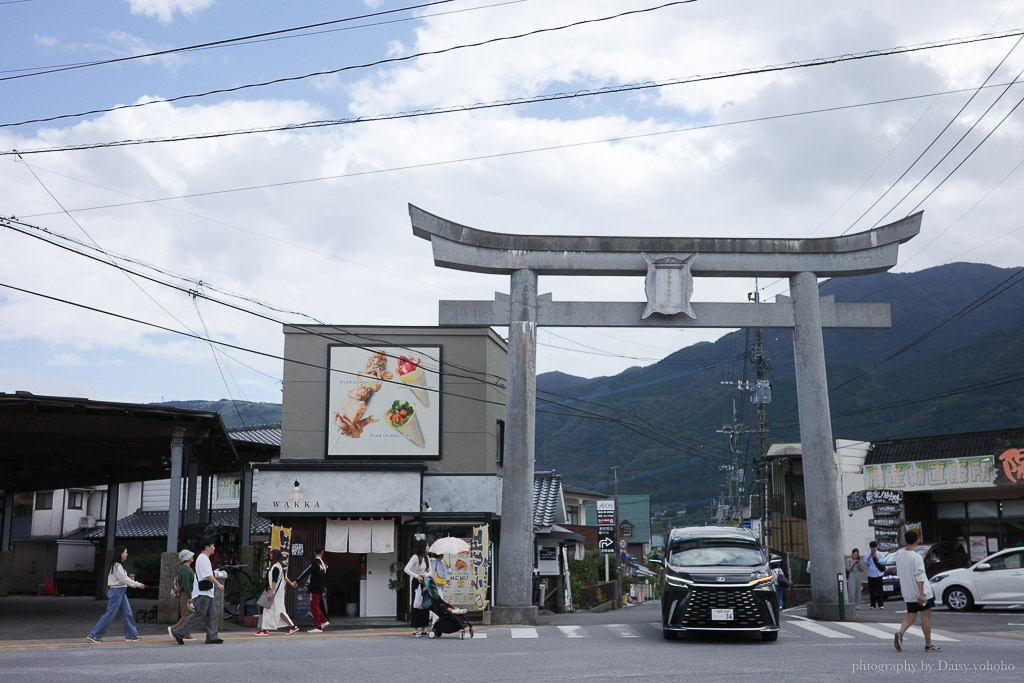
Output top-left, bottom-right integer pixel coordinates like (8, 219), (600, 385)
(0, 595), (406, 646)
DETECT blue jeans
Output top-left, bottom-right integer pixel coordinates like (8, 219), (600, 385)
(776, 586), (785, 609)
(89, 587), (138, 639)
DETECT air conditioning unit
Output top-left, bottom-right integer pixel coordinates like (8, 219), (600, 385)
(79, 515), (96, 529)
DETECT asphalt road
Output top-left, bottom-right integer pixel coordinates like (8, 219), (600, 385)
(2, 601), (1022, 681)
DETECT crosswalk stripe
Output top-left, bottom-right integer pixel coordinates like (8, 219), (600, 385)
(557, 626), (584, 638)
(510, 627), (538, 639)
(787, 620), (854, 638)
(606, 624), (641, 638)
(904, 625), (957, 642)
(833, 622), (897, 639)
(470, 632), (486, 638)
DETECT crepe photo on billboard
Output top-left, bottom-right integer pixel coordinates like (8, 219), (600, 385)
(326, 345), (441, 457)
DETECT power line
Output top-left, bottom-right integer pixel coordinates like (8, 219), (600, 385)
(1, 1), (698, 129)
(15, 81), (1022, 219)
(9, 33), (1024, 155)
(0, 0), (459, 81)
(839, 35), (1024, 235)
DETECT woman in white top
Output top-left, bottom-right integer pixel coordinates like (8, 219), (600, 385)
(404, 539), (431, 636)
(87, 546), (146, 643)
(255, 549), (299, 635)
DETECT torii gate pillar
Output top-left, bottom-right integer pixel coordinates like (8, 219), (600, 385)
(410, 204), (921, 623)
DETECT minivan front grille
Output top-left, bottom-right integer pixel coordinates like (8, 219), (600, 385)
(679, 586), (764, 628)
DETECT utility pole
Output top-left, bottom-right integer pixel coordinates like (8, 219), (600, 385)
(749, 287), (772, 551)
(611, 465), (622, 606)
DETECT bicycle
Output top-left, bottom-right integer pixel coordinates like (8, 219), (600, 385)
(218, 563), (255, 619)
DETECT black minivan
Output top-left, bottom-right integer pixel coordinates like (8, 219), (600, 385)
(661, 526), (781, 641)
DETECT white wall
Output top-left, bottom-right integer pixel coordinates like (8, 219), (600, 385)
(837, 439), (876, 558)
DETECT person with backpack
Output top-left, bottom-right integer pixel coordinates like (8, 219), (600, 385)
(170, 549), (196, 641)
(293, 546), (329, 633)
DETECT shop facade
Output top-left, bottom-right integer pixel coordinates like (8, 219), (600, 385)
(256, 326), (506, 622)
(863, 428), (1024, 560)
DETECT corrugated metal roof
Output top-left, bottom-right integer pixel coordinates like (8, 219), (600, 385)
(867, 427), (1024, 465)
(85, 509), (273, 539)
(533, 471), (563, 528)
(227, 424), (281, 447)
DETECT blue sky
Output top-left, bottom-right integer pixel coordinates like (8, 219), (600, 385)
(2, 0), (1024, 407)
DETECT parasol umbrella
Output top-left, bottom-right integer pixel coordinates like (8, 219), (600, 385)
(430, 537), (470, 555)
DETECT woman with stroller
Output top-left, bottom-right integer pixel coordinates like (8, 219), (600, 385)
(404, 539), (431, 637)
(255, 549), (300, 636)
(420, 573), (469, 639)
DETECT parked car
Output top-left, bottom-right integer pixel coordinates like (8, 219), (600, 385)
(931, 546), (1024, 611)
(881, 541), (971, 601)
(661, 526), (780, 642)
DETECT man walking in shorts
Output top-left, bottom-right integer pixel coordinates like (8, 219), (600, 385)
(893, 530), (941, 653)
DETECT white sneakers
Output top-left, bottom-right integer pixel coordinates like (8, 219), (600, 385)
(308, 628), (323, 633)
(452, 608), (467, 615)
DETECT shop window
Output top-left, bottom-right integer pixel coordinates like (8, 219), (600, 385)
(967, 501), (998, 519)
(1001, 499), (1024, 517)
(567, 505), (579, 526)
(936, 502), (965, 519)
(35, 492), (53, 510)
(217, 475), (240, 499)
(68, 492), (84, 510)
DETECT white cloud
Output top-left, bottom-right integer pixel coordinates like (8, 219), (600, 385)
(4, 0), (1024, 403)
(33, 33), (58, 48)
(126, 0), (215, 23)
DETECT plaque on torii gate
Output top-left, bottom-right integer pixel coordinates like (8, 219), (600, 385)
(409, 204), (921, 623)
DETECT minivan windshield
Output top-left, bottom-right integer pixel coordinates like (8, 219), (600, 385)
(668, 538), (764, 568)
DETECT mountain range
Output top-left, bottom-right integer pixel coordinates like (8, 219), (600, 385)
(159, 261), (1024, 511)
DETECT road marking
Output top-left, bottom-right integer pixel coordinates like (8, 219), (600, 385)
(510, 628), (538, 639)
(557, 626), (585, 638)
(904, 625), (957, 642)
(833, 622), (898, 639)
(787, 620), (853, 638)
(469, 632), (486, 638)
(606, 624), (641, 638)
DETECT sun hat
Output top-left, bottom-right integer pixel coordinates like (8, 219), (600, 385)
(178, 549), (195, 563)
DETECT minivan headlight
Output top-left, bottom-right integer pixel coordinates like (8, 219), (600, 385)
(748, 569), (774, 586)
(665, 573), (693, 588)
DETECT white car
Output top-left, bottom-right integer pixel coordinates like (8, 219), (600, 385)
(930, 546), (1024, 611)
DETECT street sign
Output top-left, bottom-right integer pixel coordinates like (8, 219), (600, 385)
(596, 500), (615, 526)
(597, 524), (615, 554)
(619, 538), (627, 550)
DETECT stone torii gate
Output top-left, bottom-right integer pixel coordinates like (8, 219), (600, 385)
(410, 204), (921, 623)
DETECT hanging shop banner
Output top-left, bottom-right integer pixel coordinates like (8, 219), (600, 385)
(847, 489), (903, 510)
(994, 441), (1024, 485)
(326, 345), (441, 458)
(442, 526), (490, 610)
(271, 525), (292, 567)
(864, 456), (995, 491)
(969, 536), (987, 562)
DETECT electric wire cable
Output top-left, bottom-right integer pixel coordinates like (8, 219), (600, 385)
(1, 1), (699, 129)
(0, 0), (460, 81)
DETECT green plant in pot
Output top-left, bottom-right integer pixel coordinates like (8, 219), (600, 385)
(387, 561), (407, 592)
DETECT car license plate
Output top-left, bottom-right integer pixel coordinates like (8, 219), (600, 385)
(711, 609), (733, 621)
(883, 585), (894, 592)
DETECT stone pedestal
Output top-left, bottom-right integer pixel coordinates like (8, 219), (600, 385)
(491, 605), (538, 625)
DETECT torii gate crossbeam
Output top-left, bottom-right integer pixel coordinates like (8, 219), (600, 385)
(410, 204), (921, 624)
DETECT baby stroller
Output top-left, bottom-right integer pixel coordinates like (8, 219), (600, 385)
(421, 577), (473, 639)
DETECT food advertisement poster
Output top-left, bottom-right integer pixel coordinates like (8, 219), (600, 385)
(444, 525), (490, 610)
(326, 346), (440, 457)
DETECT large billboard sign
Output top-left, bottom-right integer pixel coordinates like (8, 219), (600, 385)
(326, 345), (441, 457)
